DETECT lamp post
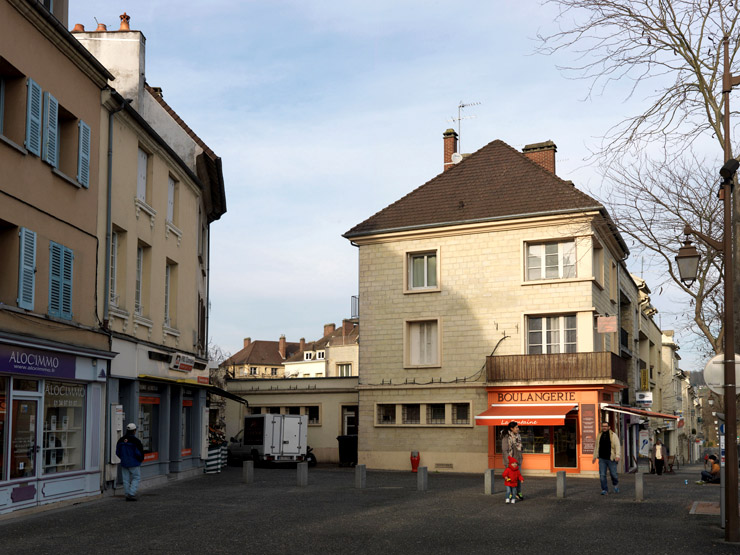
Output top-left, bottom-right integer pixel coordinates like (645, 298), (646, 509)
(676, 157), (739, 542)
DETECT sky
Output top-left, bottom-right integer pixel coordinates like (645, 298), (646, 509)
(68, 1), (710, 370)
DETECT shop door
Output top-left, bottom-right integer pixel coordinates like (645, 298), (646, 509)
(9, 398), (40, 481)
(552, 419), (578, 470)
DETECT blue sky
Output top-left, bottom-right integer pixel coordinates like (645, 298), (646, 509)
(68, 1), (705, 369)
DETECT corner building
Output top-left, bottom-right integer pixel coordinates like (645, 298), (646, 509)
(345, 132), (671, 476)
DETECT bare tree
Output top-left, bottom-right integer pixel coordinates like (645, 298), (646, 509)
(537, 0), (740, 160)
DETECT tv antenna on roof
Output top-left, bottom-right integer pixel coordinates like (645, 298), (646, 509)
(449, 101), (481, 153)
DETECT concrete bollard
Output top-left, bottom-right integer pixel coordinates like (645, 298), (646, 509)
(355, 464), (367, 489)
(556, 470), (566, 498)
(484, 469), (495, 495)
(243, 460), (254, 484)
(417, 466), (428, 491)
(635, 473), (644, 501)
(297, 462), (308, 487)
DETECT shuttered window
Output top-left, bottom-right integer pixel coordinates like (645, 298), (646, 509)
(42, 92), (58, 167)
(49, 241), (73, 319)
(17, 228), (36, 310)
(77, 120), (90, 187)
(25, 78), (42, 156)
(137, 148), (148, 201)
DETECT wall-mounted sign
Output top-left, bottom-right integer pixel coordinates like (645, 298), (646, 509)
(0, 344), (75, 379)
(581, 403), (596, 454)
(170, 353), (195, 373)
(636, 391), (653, 404)
(597, 316), (617, 333)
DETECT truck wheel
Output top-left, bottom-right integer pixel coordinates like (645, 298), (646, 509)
(307, 452), (317, 467)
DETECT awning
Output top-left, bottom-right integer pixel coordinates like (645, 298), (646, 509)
(601, 404), (677, 420)
(475, 403), (577, 426)
(137, 374), (248, 405)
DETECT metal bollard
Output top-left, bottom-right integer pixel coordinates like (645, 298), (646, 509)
(556, 470), (566, 498)
(355, 464), (367, 489)
(417, 466), (428, 491)
(243, 460), (254, 484)
(484, 469), (495, 495)
(297, 462), (308, 487)
(635, 473), (644, 501)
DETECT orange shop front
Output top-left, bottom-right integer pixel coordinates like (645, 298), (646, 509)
(476, 385), (623, 475)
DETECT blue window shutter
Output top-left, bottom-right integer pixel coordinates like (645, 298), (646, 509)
(77, 120), (91, 188)
(25, 78), (42, 156)
(42, 92), (58, 167)
(61, 246), (73, 319)
(17, 228), (36, 310)
(49, 242), (62, 317)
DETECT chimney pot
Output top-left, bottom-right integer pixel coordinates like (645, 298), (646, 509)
(522, 141), (557, 174)
(95, 23), (108, 32)
(278, 335), (286, 359)
(323, 323), (336, 337)
(300, 338), (305, 351)
(71, 23), (85, 33)
(243, 337), (251, 349)
(443, 129), (459, 172)
(119, 12), (131, 31)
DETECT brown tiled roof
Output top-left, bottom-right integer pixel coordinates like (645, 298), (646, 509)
(283, 323), (360, 363)
(220, 340), (300, 368)
(344, 139), (604, 238)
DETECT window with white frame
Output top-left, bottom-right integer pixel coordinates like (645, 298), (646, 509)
(337, 363), (352, 377)
(304, 352), (313, 361)
(407, 251), (437, 290)
(406, 319), (439, 366)
(527, 315), (577, 354)
(167, 175), (177, 223)
(134, 245), (144, 315)
(526, 241), (575, 280)
(109, 231), (118, 305)
(136, 148), (149, 202)
(249, 367), (257, 375)
(164, 263), (172, 326)
(316, 351), (325, 360)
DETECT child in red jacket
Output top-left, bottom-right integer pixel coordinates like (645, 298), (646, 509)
(503, 456), (524, 504)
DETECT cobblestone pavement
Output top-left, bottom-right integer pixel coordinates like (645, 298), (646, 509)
(0, 462), (737, 554)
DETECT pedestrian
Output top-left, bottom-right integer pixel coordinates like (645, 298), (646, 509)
(698, 455), (720, 484)
(592, 421), (620, 495)
(502, 456), (524, 504)
(650, 437), (669, 476)
(501, 421), (523, 500)
(116, 422), (144, 501)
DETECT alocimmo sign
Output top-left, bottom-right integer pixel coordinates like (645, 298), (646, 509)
(0, 344), (76, 379)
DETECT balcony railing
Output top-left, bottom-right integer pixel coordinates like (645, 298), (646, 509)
(486, 352), (628, 383)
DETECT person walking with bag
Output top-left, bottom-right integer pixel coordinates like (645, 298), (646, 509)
(501, 421), (523, 500)
(116, 423), (145, 501)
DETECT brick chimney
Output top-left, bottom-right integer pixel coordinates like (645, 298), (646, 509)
(300, 338), (305, 351)
(323, 323), (336, 337)
(243, 337), (251, 349)
(342, 319), (356, 340)
(443, 129), (459, 172)
(522, 141), (557, 174)
(278, 335), (286, 359)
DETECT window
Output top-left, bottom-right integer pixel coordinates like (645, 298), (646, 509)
(167, 176), (177, 223)
(427, 404), (445, 424)
(610, 262), (618, 302)
(249, 367), (257, 375)
(271, 368), (278, 376)
(337, 363), (352, 377)
(0, 377), (6, 480)
(316, 351), (325, 360)
(164, 262), (177, 327)
(49, 241), (73, 319)
(181, 399), (192, 456)
(304, 352), (313, 361)
(136, 148), (149, 203)
(109, 231), (118, 305)
(164, 264), (172, 326)
(407, 251), (438, 290)
(43, 381), (85, 474)
(25, 77), (42, 156)
(138, 396), (160, 460)
(18, 227), (36, 310)
(135, 246), (143, 315)
(526, 241), (575, 280)
(528, 315), (577, 354)
(0, 59), (25, 147)
(452, 403), (470, 424)
(377, 404), (396, 425)
(406, 320), (439, 366)
(307, 405), (320, 424)
(593, 240), (604, 286)
(287, 406), (301, 415)
(494, 426), (552, 454)
(402, 404), (420, 424)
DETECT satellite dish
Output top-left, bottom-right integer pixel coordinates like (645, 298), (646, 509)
(703, 353), (740, 395)
(451, 152), (463, 164)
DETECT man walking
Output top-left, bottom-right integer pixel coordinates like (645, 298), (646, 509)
(116, 422), (144, 501)
(592, 421), (620, 495)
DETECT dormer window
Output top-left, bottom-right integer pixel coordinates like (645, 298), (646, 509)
(304, 352), (313, 361)
(317, 351), (325, 360)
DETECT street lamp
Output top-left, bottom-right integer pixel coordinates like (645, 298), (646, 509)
(675, 230), (700, 287)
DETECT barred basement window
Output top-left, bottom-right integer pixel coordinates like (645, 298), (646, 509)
(402, 404), (420, 424)
(452, 403), (470, 424)
(377, 404), (396, 425)
(427, 403), (445, 424)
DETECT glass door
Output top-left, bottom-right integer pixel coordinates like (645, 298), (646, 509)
(552, 419), (578, 469)
(9, 398), (40, 479)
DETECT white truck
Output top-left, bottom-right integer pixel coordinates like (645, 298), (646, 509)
(227, 414), (316, 466)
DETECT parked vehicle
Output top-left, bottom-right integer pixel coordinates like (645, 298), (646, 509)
(228, 414), (317, 466)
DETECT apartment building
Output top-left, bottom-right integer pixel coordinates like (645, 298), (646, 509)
(344, 130), (675, 475)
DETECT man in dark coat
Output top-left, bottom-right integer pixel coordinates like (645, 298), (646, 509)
(116, 423), (145, 501)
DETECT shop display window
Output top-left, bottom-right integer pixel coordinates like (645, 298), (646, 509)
(0, 377), (6, 480)
(495, 426), (552, 454)
(138, 396), (160, 461)
(42, 381), (85, 474)
(181, 399), (192, 456)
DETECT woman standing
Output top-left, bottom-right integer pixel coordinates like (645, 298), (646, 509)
(501, 421), (523, 500)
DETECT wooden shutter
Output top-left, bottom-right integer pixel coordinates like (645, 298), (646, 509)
(77, 120), (91, 187)
(42, 92), (58, 167)
(17, 228), (36, 310)
(61, 246), (73, 318)
(49, 242), (63, 317)
(25, 78), (42, 156)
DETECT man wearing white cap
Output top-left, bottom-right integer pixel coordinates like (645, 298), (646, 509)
(116, 423), (145, 501)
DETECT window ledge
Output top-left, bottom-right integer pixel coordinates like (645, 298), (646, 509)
(403, 364), (442, 370)
(0, 134), (27, 155)
(109, 305), (130, 332)
(165, 221), (182, 246)
(163, 324), (180, 337)
(134, 198), (157, 229)
(133, 314), (154, 340)
(404, 287), (442, 295)
(51, 168), (81, 188)
(521, 276), (591, 287)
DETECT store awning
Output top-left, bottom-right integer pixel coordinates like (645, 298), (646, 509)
(601, 404), (677, 420)
(475, 403), (577, 426)
(137, 374), (248, 405)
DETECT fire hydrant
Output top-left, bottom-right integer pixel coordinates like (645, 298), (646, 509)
(410, 450), (420, 473)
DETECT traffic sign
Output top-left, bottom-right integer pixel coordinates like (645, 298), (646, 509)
(703, 353), (740, 395)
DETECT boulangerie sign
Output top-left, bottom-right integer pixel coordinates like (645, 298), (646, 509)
(0, 344), (75, 379)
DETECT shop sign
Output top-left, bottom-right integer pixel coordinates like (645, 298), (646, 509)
(597, 316), (617, 333)
(0, 344), (75, 379)
(636, 391), (652, 407)
(45, 382), (84, 408)
(197, 376), (209, 384)
(496, 391), (576, 403)
(639, 430), (650, 456)
(170, 353), (195, 373)
(581, 404), (596, 454)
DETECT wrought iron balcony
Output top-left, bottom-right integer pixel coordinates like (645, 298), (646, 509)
(486, 352), (628, 383)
